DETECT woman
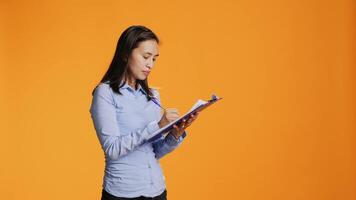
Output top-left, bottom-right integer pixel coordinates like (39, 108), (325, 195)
(89, 25), (199, 200)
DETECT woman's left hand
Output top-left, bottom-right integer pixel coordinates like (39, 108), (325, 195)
(170, 112), (199, 140)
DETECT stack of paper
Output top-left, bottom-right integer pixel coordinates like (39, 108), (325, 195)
(147, 94), (222, 142)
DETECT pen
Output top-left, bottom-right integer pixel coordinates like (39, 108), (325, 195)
(150, 96), (165, 110)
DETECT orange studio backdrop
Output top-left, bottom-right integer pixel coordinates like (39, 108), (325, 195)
(1, 0), (355, 200)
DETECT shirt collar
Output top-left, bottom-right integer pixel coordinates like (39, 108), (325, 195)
(119, 81), (147, 95)
(137, 84), (148, 95)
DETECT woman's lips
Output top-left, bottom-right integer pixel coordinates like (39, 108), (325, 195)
(143, 71), (150, 76)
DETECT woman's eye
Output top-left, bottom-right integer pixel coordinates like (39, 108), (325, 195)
(143, 56), (149, 59)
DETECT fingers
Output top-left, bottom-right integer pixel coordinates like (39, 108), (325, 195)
(166, 108), (179, 115)
(160, 108), (185, 128)
(187, 112), (199, 123)
(179, 118), (190, 130)
(172, 112), (200, 134)
(165, 108), (180, 122)
(174, 119), (186, 130)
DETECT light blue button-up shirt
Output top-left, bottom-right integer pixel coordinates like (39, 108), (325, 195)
(89, 81), (186, 198)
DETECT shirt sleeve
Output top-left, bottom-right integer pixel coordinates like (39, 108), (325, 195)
(152, 131), (187, 159)
(89, 84), (161, 161)
(150, 88), (187, 159)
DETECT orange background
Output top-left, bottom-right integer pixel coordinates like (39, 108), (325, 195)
(1, 0), (355, 199)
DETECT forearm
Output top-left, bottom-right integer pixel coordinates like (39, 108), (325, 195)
(96, 120), (161, 160)
(152, 131), (187, 159)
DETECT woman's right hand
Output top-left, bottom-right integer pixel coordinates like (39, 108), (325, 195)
(158, 108), (180, 128)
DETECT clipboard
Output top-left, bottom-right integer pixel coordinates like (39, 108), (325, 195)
(147, 94), (223, 142)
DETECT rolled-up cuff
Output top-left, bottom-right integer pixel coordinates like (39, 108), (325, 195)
(165, 131), (187, 146)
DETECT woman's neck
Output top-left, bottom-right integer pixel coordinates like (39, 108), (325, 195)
(123, 71), (138, 90)
(126, 76), (137, 90)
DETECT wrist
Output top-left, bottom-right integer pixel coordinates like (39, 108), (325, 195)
(170, 132), (180, 140)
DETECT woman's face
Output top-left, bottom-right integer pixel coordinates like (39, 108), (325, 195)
(127, 39), (159, 81)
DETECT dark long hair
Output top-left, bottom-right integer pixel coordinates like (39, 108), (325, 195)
(92, 25), (159, 100)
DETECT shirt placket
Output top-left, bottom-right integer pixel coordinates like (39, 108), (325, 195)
(132, 88), (154, 186)
(146, 151), (154, 187)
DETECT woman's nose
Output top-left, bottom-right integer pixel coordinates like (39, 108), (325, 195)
(146, 60), (154, 69)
